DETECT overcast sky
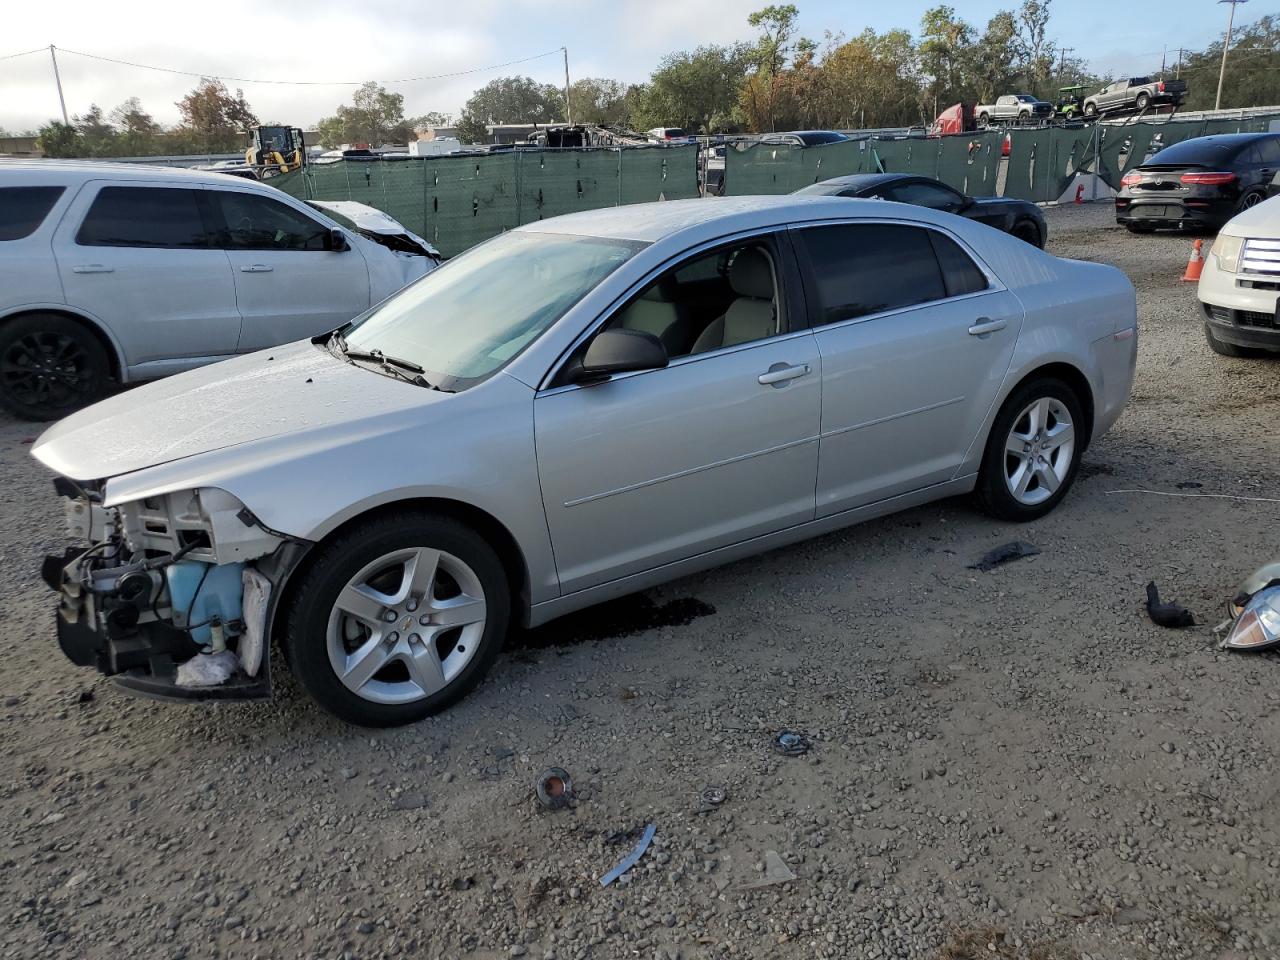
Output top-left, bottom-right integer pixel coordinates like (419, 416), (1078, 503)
(0, 0), (1244, 133)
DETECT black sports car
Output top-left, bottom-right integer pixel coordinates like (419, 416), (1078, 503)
(794, 173), (1047, 247)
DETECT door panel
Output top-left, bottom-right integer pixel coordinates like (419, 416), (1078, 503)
(53, 182), (241, 369)
(812, 290), (1023, 514)
(209, 188), (372, 351)
(534, 333), (822, 594)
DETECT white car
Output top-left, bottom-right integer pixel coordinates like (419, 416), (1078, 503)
(1199, 193), (1280, 357)
(33, 196), (1137, 726)
(0, 161), (439, 420)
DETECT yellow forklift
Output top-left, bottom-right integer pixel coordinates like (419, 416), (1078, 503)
(245, 126), (306, 178)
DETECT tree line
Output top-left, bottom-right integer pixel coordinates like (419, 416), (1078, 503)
(28, 5), (1280, 157)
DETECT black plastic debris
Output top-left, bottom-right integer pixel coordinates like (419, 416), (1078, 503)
(969, 541), (1041, 572)
(535, 767), (574, 810)
(696, 787), (727, 814)
(1146, 582), (1195, 628)
(773, 731), (811, 757)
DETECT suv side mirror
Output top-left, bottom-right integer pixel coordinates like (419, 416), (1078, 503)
(575, 329), (668, 383)
(327, 228), (349, 252)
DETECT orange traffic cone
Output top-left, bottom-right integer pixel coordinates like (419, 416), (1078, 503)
(1074, 183), (1085, 204)
(1181, 239), (1205, 282)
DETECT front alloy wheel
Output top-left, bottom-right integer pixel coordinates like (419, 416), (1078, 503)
(286, 512), (509, 726)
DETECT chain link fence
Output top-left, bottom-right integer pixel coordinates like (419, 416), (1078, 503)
(271, 146), (700, 258)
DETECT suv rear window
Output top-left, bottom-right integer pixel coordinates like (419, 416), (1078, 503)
(76, 186), (211, 248)
(0, 186), (66, 241)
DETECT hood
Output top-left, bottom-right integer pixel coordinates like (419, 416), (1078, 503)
(32, 340), (445, 483)
(1220, 194), (1280, 239)
(307, 200), (440, 258)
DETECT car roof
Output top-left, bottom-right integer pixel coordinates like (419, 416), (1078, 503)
(0, 158), (273, 189)
(515, 194), (956, 244)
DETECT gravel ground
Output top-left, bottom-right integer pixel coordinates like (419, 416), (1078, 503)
(4, 201), (1280, 960)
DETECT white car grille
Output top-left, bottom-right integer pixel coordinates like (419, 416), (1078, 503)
(1241, 238), (1280, 276)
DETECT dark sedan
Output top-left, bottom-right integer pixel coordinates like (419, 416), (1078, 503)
(794, 174), (1047, 247)
(1116, 132), (1280, 233)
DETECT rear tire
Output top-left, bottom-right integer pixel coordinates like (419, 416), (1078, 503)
(1205, 324), (1264, 358)
(285, 511), (511, 726)
(976, 377), (1085, 522)
(0, 313), (110, 421)
(1238, 190), (1265, 213)
(1012, 220), (1043, 248)
(1135, 92), (1150, 111)
(1084, 103), (1098, 118)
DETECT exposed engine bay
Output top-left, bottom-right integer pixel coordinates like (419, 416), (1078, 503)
(42, 479), (306, 700)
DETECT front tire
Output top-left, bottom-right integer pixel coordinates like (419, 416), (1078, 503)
(1205, 323), (1264, 358)
(285, 511), (511, 726)
(976, 378), (1084, 522)
(0, 314), (110, 421)
(977, 113), (990, 128)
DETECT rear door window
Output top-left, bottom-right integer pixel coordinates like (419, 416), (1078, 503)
(796, 223), (946, 325)
(1258, 138), (1280, 165)
(211, 191), (331, 251)
(76, 186), (212, 248)
(0, 186), (67, 240)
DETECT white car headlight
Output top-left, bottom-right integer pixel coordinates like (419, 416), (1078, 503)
(1209, 233), (1243, 273)
(1221, 586), (1280, 652)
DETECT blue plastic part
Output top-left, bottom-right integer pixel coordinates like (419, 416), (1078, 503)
(165, 560), (245, 645)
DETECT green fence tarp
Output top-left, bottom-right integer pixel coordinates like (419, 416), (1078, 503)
(272, 146), (700, 258)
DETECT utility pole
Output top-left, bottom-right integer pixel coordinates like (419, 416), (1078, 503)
(1216, 0), (1248, 111)
(1176, 48), (1183, 79)
(1059, 47), (1074, 77)
(49, 44), (69, 125)
(1161, 45), (1167, 76)
(562, 47), (571, 125)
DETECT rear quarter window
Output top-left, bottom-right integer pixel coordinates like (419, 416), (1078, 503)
(76, 186), (211, 248)
(0, 186), (67, 241)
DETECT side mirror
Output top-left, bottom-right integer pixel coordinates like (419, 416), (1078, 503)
(575, 329), (668, 383)
(327, 228), (349, 252)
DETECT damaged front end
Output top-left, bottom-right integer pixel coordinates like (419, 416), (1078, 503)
(43, 479), (307, 700)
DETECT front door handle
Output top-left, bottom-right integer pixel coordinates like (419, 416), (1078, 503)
(968, 318), (1007, 336)
(240, 264), (274, 273)
(71, 264), (114, 274)
(758, 363), (811, 386)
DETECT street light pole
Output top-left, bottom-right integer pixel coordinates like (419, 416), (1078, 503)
(1215, 0), (1248, 111)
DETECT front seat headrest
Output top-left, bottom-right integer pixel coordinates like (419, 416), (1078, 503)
(728, 247), (775, 300)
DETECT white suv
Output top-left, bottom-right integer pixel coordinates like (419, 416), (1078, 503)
(0, 161), (438, 420)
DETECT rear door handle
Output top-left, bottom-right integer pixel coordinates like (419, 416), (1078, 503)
(71, 264), (113, 274)
(758, 363), (811, 386)
(240, 264), (274, 273)
(968, 318), (1007, 336)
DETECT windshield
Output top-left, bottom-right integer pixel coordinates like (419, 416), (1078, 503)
(342, 230), (643, 389)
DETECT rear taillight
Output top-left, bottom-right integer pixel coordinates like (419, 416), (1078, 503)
(1180, 171), (1237, 185)
(1121, 172), (1142, 188)
(1158, 81), (1165, 92)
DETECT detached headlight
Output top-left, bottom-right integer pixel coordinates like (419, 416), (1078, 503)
(1221, 586), (1280, 652)
(1209, 233), (1243, 273)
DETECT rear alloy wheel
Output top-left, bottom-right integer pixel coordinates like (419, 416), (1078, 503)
(1012, 221), (1043, 247)
(1205, 323), (1264, 358)
(1084, 103), (1098, 118)
(0, 314), (109, 421)
(286, 512), (510, 726)
(977, 378), (1084, 521)
(1239, 190), (1265, 212)
(1135, 92), (1150, 111)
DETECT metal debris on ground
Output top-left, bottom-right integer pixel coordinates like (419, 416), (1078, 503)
(535, 767), (574, 810)
(743, 849), (798, 889)
(968, 541), (1041, 572)
(599, 823), (656, 887)
(696, 787), (727, 814)
(773, 731), (811, 757)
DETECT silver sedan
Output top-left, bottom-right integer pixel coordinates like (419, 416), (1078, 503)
(33, 196), (1137, 726)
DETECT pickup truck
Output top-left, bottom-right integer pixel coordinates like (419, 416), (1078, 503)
(975, 94), (1054, 126)
(1084, 77), (1187, 117)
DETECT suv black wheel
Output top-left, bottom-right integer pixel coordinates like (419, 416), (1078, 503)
(284, 511), (511, 727)
(976, 377), (1085, 522)
(0, 314), (110, 421)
